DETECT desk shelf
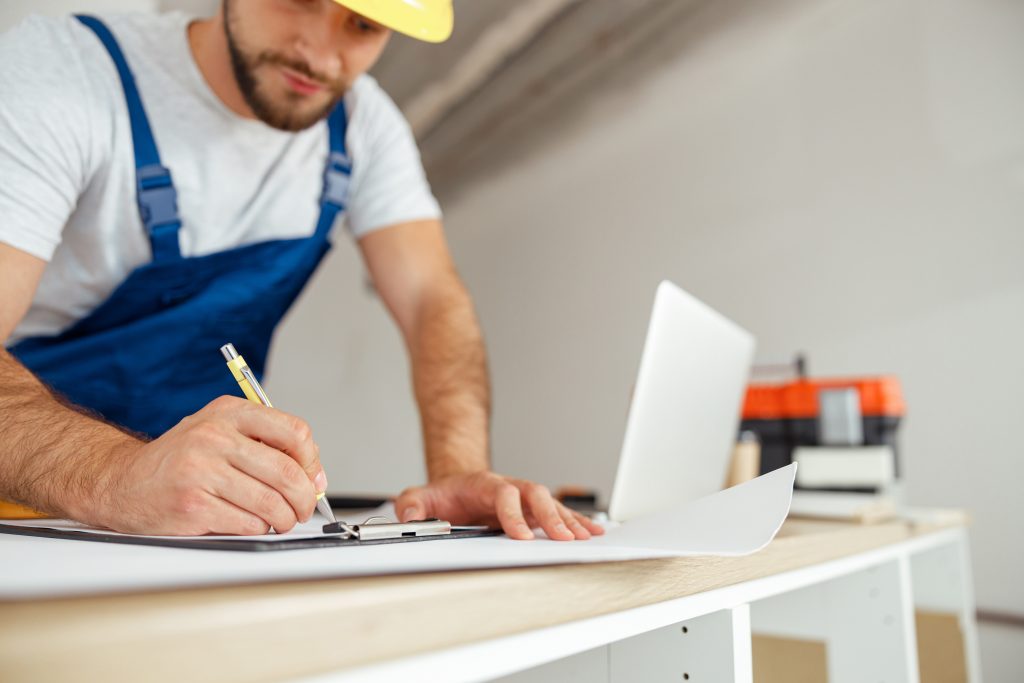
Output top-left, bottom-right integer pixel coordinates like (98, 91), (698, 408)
(485, 526), (979, 683)
(345, 524), (980, 683)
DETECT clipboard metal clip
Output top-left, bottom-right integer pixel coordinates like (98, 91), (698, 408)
(322, 517), (453, 540)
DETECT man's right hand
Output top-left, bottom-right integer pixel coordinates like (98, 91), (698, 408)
(2, 243), (324, 536)
(91, 395), (326, 536)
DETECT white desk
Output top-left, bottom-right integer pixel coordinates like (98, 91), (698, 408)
(0, 515), (979, 683)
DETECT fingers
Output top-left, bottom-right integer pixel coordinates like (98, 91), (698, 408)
(558, 505), (591, 540)
(395, 487), (429, 522)
(224, 435), (317, 524)
(521, 507), (603, 538)
(204, 497), (272, 536)
(312, 442), (327, 492)
(210, 460), (301, 533)
(210, 396), (324, 485)
(495, 484), (534, 540)
(523, 483), (575, 541)
(394, 473), (604, 542)
(375, 471), (605, 543)
(572, 510), (605, 535)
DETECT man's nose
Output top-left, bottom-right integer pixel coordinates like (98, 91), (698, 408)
(293, 13), (345, 81)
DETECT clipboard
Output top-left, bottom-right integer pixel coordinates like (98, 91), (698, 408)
(0, 518), (501, 552)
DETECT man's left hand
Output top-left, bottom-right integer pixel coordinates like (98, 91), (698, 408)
(395, 472), (605, 541)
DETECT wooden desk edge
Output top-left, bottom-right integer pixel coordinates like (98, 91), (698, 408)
(0, 514), (967, 683)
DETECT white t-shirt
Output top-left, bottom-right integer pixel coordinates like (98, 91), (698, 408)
(0, 12), (441, 345)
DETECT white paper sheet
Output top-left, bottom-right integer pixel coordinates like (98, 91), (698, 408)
(0, 465), (795, 599)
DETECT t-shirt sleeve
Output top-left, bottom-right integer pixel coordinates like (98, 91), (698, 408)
(0, 16), (97, 261)
(343, 78), (442, 239)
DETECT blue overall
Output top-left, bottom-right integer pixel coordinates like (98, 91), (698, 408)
(8, 16), (351, 439)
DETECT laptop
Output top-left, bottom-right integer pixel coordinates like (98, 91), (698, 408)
(606, 281), (756, 522)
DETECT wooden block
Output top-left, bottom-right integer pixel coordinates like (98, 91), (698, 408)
(916, 610), (967, 683)
(725, 440), (761, 488)
(752, 634), (827, 683)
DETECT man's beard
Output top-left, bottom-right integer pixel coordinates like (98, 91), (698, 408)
(223, 0), (345, 132)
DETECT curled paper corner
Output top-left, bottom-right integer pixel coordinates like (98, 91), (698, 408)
(599, 463), (798, 556)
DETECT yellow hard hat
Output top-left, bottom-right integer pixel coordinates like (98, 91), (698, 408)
(333, 0), (453, 43)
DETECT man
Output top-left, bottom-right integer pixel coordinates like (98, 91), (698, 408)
(0, 0), (602, 542)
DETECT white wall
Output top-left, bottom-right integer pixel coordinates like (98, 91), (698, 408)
(280, 0), (1024, 627)
(270, 242), (428, 494)
(428, 0), (1024, 670)
(419, 0), (1024, 615)
(273, 0), (1024, 633)
(279, 0), (1024, 628)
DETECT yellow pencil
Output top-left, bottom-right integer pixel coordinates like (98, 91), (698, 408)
(220, 343), (336, 525)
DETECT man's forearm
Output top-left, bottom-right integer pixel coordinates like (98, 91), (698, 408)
(0, 349), (140, 522)
(408, 275), (491, 481)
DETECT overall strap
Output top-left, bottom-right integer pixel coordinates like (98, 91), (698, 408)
(76, 15), (183, 261)
(315, 101), (352, 239)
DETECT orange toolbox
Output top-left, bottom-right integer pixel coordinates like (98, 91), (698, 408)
(741, 371), (905, 480)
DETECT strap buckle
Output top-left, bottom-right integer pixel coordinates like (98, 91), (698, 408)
(322, 152), (351, 208)
(136, 164), (181, 232)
